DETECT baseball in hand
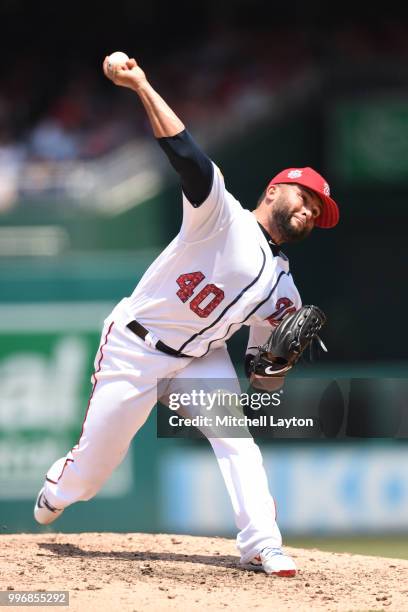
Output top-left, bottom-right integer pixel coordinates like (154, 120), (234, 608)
(107, 51), (130, 70)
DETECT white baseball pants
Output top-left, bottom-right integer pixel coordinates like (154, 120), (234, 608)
(43, 317), (282, 563)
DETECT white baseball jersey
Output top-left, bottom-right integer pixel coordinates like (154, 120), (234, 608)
(115, 162), (302, 357)
(43, 165), (290, 563)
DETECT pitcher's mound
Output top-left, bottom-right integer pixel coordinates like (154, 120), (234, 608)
(1, 533), (407, 611)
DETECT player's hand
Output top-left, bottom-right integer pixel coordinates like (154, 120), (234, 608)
(102, 57), (148, 91)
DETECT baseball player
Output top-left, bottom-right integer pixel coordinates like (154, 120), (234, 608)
(34, 55), (339, 577)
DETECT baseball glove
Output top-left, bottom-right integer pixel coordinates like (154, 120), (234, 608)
(248, 305), (327, 379)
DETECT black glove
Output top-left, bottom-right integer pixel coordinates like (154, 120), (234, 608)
(247, 305), (327, 378)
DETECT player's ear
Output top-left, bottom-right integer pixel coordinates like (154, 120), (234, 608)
(265, 184), (278, 203)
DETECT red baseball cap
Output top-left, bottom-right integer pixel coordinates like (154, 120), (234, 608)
(268, 167), (339, 228)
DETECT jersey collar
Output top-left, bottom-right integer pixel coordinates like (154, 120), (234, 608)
(257, 222), (282, 257)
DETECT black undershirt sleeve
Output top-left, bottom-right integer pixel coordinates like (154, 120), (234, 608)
(157, 129), (214, 207)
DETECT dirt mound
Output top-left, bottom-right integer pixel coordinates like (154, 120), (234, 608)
(1, 533), (407, 611)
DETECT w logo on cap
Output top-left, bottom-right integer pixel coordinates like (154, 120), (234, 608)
(323, 182), (330, 196)
(287, 169), (303, 179)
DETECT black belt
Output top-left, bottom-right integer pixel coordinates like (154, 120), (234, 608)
(126, 320), (190, 358)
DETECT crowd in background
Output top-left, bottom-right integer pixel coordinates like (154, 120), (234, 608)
(0, 25), (315, 210)
(2, 21), (408, 161)
(0, 28), (314, 163)
(0, 19), (407, 210)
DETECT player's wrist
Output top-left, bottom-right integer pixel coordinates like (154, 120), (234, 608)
(131, 78), (150, 94)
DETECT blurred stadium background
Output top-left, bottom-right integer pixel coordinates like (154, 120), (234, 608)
(1, 0), (408, 559)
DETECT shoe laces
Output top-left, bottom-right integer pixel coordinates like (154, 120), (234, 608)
(261, 546), (284, 559)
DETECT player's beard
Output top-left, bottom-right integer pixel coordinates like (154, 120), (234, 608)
(273, 198), (312, 243)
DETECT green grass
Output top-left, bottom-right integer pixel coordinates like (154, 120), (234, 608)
(286, 536), (408, 560)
